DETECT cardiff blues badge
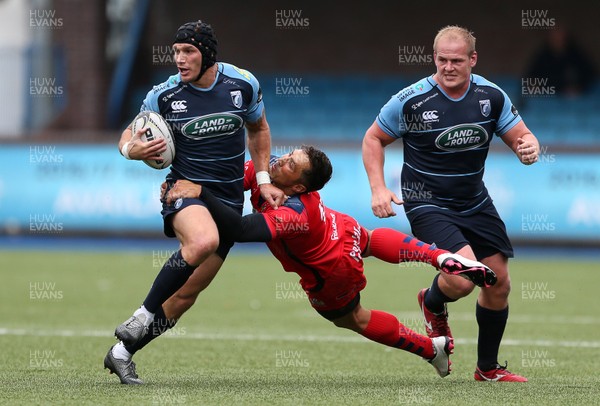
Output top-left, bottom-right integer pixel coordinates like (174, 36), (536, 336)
(230, 90), (243, 108)
(479, 99), (491, 117)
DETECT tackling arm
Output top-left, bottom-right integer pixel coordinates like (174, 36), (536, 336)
(163, 180), (272, 242)
(201, 188), (272, 242)
(246, 112), (286, 208)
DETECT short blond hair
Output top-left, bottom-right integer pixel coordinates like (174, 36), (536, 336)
(433, 25), (476, 55)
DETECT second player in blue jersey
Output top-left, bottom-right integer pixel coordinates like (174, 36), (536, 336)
(362, 25), (540, 382)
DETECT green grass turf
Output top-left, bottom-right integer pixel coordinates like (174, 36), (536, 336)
(1, 249), (599, 405)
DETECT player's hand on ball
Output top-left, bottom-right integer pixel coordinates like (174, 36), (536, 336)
(128, 128), (167, 161)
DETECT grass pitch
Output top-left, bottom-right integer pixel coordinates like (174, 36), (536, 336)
(1, 246), (599, 405)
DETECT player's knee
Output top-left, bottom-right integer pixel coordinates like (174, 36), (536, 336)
(182, 236), (219, 265)
(487, 276), (511, 301)
(331, 318), (347, 329)
(441, 273), (476, 297)
(332, 317), (360, 332)
(456, 282), (476, 297)
(331, 306), (367, 333)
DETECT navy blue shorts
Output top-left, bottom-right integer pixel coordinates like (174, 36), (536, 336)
(406, 200), (513, 261)
(161, 182), (239, 260)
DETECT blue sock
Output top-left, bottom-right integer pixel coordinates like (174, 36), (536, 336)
(476, 303), (509, 370)
(424, 274), (457, 314)
(142, 249), (196, 313)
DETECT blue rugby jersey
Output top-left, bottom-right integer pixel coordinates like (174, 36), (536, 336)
(376, 74), (521, 215)
(140, 62), (264, 209)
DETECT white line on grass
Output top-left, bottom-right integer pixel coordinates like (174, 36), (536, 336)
(292, 309), (600, 325)
(384, 312), (600, 325)
(1, 327), (599, 348)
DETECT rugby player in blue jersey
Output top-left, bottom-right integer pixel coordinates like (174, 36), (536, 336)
(104, 20), (285, 384)
(362, 25), (539, 382)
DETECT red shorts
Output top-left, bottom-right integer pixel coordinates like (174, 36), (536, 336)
(304, 214), (369, 317)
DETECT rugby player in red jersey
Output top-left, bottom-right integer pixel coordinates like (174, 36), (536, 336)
(164, 145), (497, 378)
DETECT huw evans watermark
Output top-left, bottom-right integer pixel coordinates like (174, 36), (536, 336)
(30, 281), (63, 300)
(398, 45), (432, 66)
(275, 349), (309, 367)
(521, 9), (556, 29)
(30, 9), (63, 28)
(275, 77), (310, 97)
(275, 10), (309, 29)
(30, 350), (64, 368)
(521, 281), (556, 301)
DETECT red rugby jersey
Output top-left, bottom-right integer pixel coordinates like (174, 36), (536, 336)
(244, 160), (349, 291)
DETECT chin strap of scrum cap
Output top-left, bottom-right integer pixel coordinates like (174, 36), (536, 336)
(173, 20), (218, 81)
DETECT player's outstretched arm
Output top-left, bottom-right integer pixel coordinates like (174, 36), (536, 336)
(246, 112), (286, 209)
(164, 180), (272, 243)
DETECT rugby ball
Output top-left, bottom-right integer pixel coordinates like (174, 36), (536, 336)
(131, 111), (176, 169)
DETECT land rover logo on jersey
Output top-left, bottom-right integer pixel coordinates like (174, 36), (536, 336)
(230, 90), (243, 108)
(479, 99), (491, 117)
(435, 124), (489, 151)
(182, 113), (244, 139)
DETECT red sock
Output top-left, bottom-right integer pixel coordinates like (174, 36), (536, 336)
(369, 228), (446, 267)
(361, 310), (434, 359)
